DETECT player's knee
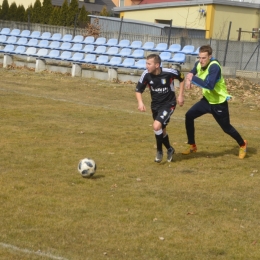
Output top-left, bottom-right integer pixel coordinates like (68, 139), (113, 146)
(185, 110), (195, 120)
(153, 121), (162, 131)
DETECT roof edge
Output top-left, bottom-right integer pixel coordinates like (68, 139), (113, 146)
(113, 0), (260, 12)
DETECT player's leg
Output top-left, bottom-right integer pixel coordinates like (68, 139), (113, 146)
(183, 97), (210, 155)
(153, 106), (175, 162)
(163, 126), (175, 162)
(211, 101), (247, 158)
(161, 106), (175, 162)
(153, 120), (164, 162)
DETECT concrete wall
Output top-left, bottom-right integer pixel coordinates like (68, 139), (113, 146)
(213, 5), (260, 41)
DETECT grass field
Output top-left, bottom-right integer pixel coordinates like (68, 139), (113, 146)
(0, 68), (259, 260)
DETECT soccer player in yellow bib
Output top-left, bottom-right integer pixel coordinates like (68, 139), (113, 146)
(183, 45), (247, 159)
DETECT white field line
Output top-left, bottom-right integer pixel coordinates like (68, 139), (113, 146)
(0, 242), (69, 260)
(0, 88), (259, 130)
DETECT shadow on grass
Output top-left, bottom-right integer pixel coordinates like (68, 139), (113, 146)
(88, 175), (105, 180)
(173, 146), (257, 161)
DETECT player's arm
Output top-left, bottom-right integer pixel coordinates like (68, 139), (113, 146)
(135, 92), (146, 112)
(176, 71), (185, 106)
(135, 72), (148, 112)
(177, 80), (185, 107)
(190, 64), (220, 90)
(185, 61), (199, 88)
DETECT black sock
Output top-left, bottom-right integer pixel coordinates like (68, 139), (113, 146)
(155, 133), (163, 152)
(163, 134), (171, 150)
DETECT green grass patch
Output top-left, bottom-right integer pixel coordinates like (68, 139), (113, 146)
(0, 68), (259, 260)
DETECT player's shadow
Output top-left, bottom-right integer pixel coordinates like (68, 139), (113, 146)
(172, 145), (257, 162)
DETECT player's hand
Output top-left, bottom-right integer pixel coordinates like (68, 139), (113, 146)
(185, 79), (191, 89)
(177, 96), (184, 107)
(186, 72), (193, 81)
(138, 103), (146, 112)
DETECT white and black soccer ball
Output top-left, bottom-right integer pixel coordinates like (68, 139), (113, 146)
(78, 158), (96, 178)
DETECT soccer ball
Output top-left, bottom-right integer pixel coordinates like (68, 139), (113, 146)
(78, 158), (96, 178)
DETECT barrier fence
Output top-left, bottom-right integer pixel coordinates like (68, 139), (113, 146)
(1, 20), (260, 72)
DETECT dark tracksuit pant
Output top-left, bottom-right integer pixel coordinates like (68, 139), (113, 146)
(185, 97), (244, 146)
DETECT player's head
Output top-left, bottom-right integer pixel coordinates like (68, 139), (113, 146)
(198, 45), (212, 67)
(146, 54), (161, 74)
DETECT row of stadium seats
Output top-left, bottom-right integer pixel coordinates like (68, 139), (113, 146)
(0, 45), (186, 65)
(0, 27), (200, 55)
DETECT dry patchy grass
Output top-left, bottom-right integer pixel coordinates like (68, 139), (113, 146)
(0, 68), (259, 260)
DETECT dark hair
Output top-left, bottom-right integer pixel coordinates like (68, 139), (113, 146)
(146, 53), (161, 64)
(199, 45), (212, 56)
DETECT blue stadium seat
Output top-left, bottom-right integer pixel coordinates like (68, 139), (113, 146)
(71, 35), (84, 43)
(190, 46), (200, 56)
(104, 46), (119, 56)
(152, 43), (168, 52)
(0, 28), (10, 35)
(9, 45), (26, 55)
(42, 49), (60, 59)
(117, 58), (135, 68)
(167, 44), (181, 53)
(50, 33), (62, 41)
(59, 34), (73, 42)
(130, 59), (146, 70)
(0, 44), (15, 53)
(13, 37), (28, 46)
(67, 52), (84, 62)
(91, 55), (109, 64)
(6, 28), (20, 36)
(160, 51), (172, 61)
(57, 42), (72, 50)
(140, 41), (154, 50)
(20, 47), (37, 56)
(31, 48), (49, 57)
(105, 56), (122, 66)
(28, 31), (41, 39)
(116, 39), (130, 48)
(167, 53), (186, 64)
(114, 47), (131, 57)
(19, 30), (31, 38)
(46, 41), (60, 49)
(104, 38), (118, 47)
(69, 43), (83, 52)
(53, 51), (72, 60)
(38, 40), (49, 48)
(91, 45), (106, 54)
(79, 44), (95, 53)
(93, 37), (106, 45)
(25, 38), (38, 47)
(80, 53), (97, 63)
(81, 36), (95, 44)
(128, 49), (144, 59)
(176, 45), (195, 54)
(5, 36), (17, 45)
(0, 35), (7, 43)
(129, 40), (142, 49)
(39, 32), (51, 40)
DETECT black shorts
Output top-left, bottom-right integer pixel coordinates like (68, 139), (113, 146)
(152, 105), (176, 127)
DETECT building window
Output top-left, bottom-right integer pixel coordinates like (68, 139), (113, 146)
(155, 19), (172, 25)
(120, 0), (124, 7)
